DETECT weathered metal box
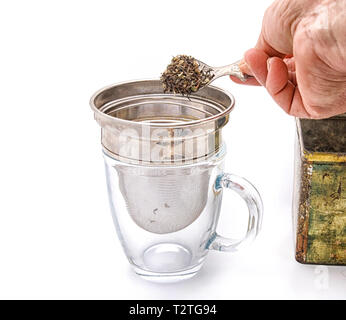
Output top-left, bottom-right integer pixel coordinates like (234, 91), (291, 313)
(293, 116), (345, 265)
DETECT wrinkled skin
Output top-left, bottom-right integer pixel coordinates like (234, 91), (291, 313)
(232, 0), (346, 119)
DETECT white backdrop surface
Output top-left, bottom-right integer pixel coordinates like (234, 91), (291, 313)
(0, 0), (345, 299)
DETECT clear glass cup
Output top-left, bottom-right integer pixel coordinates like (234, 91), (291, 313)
(90, 80), (263, 282)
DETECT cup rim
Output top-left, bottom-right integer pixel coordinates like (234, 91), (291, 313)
(89, 78), (235, 128)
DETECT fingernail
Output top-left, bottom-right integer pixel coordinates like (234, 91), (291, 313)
(267, 57), (274, 71)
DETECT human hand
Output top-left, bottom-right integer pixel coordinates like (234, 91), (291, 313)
(232, 0), (346, 119)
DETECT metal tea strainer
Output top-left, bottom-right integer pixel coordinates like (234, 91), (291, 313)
(90, 80), (234, 233)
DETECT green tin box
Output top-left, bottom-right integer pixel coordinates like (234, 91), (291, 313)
(293, 116), (345, 265)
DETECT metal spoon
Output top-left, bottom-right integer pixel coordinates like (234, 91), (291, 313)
(197, 59), (252, 84)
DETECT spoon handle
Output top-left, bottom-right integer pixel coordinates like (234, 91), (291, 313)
(214, 61), (253, 82)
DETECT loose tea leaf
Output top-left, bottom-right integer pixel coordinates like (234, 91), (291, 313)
(161, 55), (214, 95)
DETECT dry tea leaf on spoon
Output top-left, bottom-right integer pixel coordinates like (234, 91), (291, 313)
(161, 55), (214, 95)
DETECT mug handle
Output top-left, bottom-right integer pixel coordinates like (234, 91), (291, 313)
(207, 173), (263, 252)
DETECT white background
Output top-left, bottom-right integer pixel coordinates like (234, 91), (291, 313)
(0, 0), (345, 299)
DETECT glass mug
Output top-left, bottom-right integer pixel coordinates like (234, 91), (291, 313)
(90, 80), (263, 282)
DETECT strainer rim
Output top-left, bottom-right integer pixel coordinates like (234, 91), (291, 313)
(89, 78), (235, 128)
